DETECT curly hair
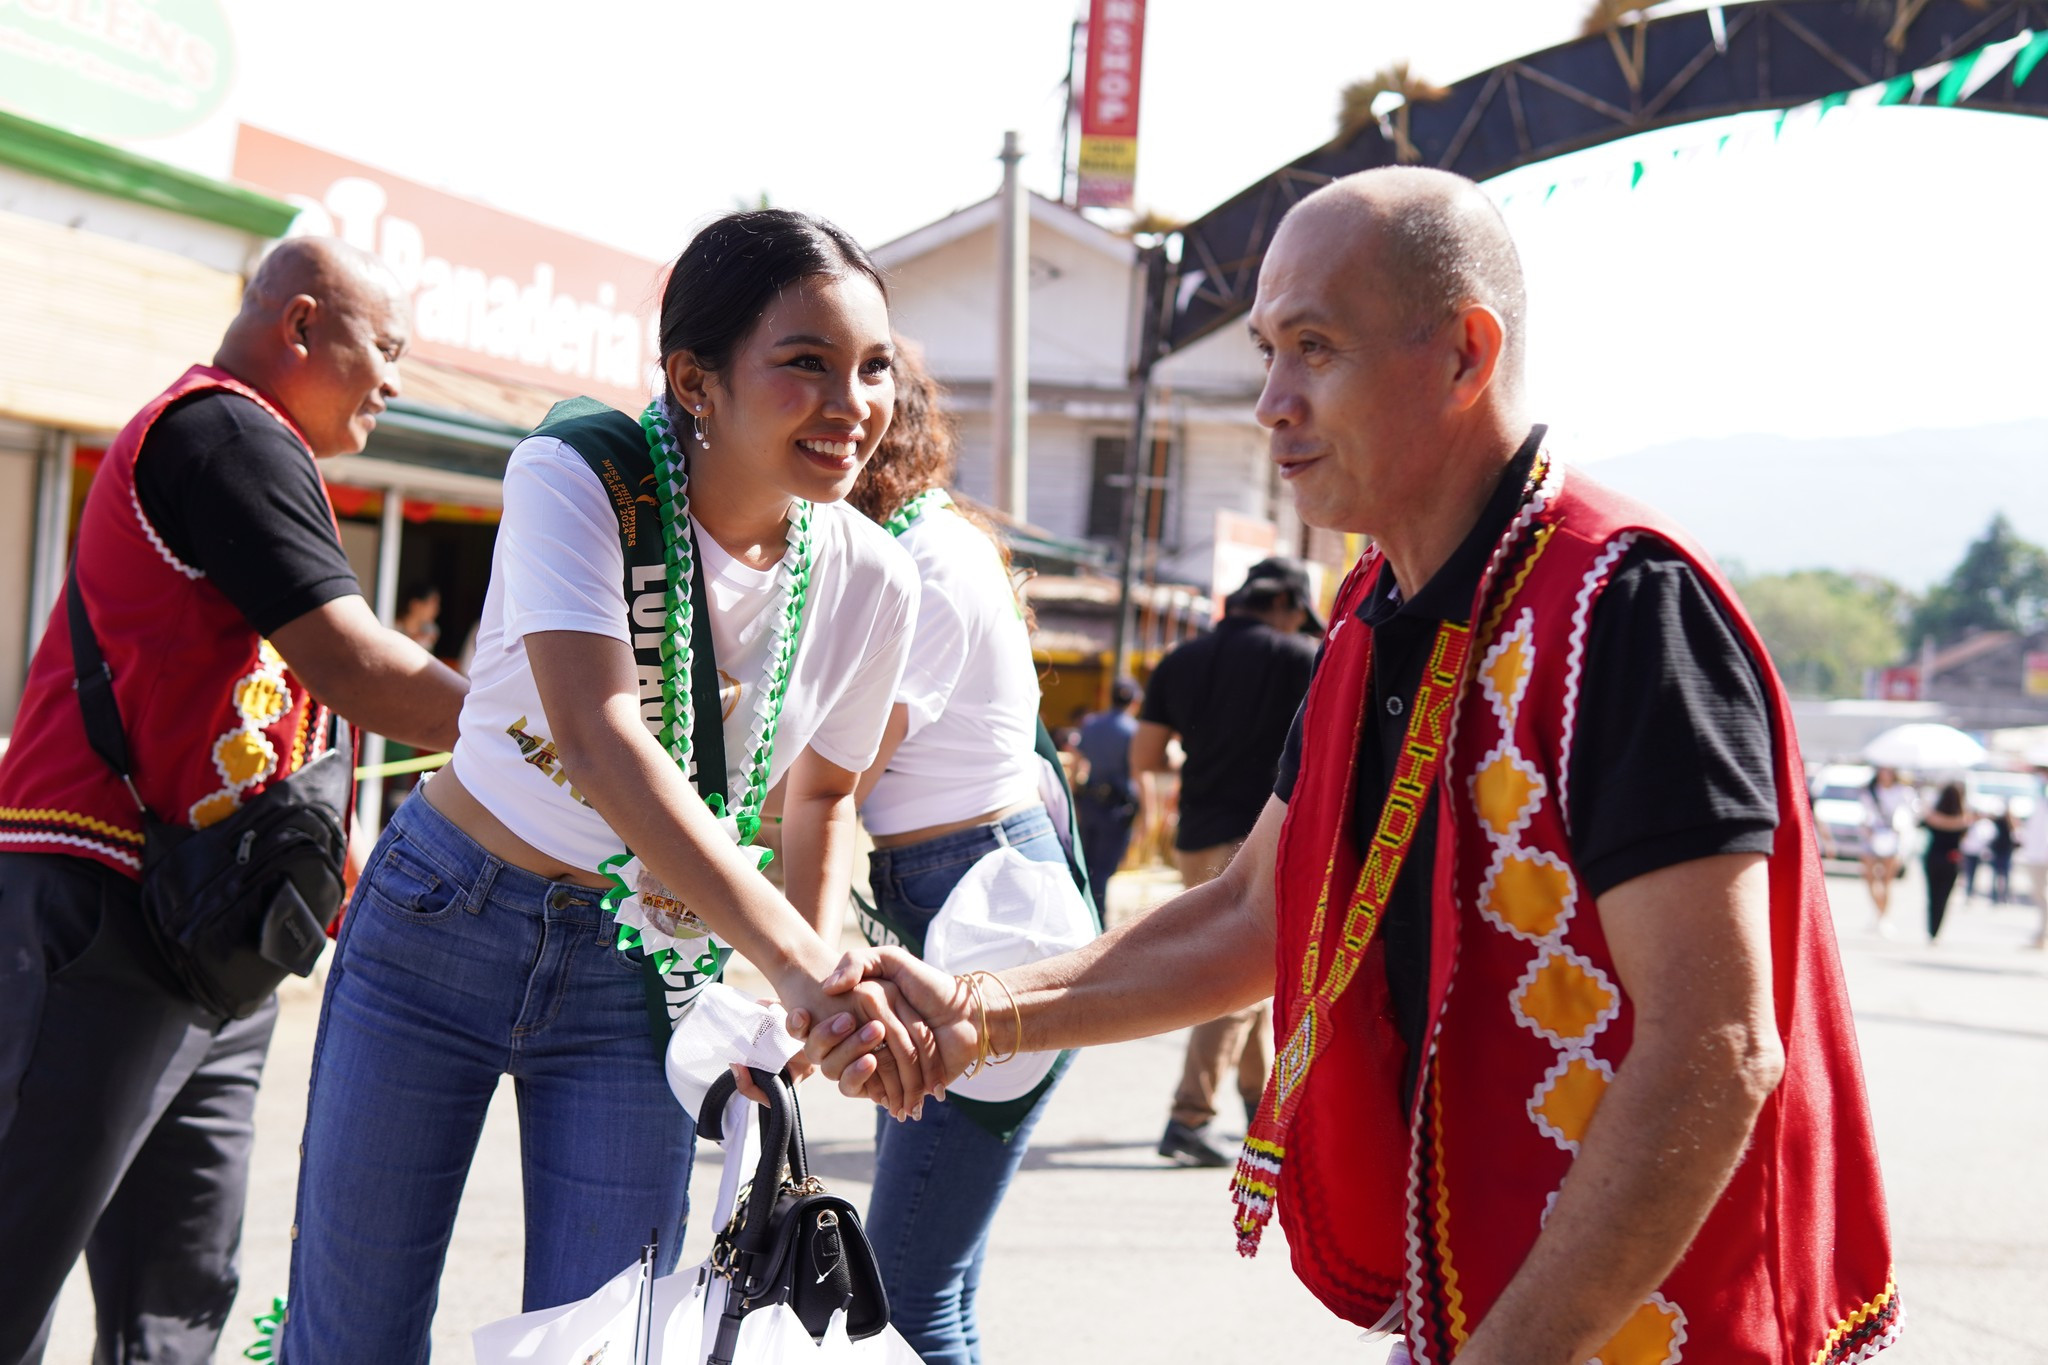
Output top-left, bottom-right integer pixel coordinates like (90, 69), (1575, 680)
(847, 340), (954, 522)
(848, 341), (1031, 624)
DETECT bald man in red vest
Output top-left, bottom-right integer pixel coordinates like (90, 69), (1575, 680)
(0, 238), (467, 1364)
(811, 169), (1899, 1365)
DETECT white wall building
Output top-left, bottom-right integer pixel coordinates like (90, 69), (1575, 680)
(871, 191), (1314, 591)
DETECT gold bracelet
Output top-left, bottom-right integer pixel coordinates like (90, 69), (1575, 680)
(958, 973), (992, 1077)
(972, 970), (1025, 1066)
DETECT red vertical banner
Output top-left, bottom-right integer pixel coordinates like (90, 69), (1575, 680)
(1076, 0), (1147, 209)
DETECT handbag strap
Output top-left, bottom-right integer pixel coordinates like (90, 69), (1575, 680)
(65, 559), (146, 814)
(698, 1067), (799, 1259)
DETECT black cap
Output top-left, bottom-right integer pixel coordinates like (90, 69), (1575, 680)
(1233, 556), (1324, 636)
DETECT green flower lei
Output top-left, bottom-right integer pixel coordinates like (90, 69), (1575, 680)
(883, 486), (952, 538)
(599, 397), (814, 968)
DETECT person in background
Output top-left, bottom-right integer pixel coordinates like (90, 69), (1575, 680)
(1922, 781), (1974, 941)
(0, 238), (468, 1365)
(1074, 678), (1142, 909)
(380, 582), (452, 819)
(2021, 769), (2048, 948)
(837, 344), (1075, 1365)
(1988, 806), (2017, 904)
(1133, 558), (1320, 1167)
(395, 581), (443, 652)
(1959, 807), (1993, 901)
(1860, 766), (1913, 928)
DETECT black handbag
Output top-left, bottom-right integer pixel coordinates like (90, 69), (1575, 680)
(696, 1068), (890, 1361)
(67, 566), (349, 1019)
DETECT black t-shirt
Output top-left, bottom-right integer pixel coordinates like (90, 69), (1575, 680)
(1142, 615), (1319, 850)
(133, 391), (361, 635)
(1273, 428), (1778, 1104)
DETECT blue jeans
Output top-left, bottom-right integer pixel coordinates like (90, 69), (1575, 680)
(280, 789), (693, 1364)
(1076, 798), (1134, 910)
(864, 807), (1064, 1365)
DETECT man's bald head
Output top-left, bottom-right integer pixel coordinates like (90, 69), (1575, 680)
(235, 236), (405, 335)
(215, 235), (410, 457)
(1288, 167), (1527, 393)
(1249, 167), (1533, 553)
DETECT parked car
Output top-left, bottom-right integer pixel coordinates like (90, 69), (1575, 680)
(1965, 767), (2041, 821)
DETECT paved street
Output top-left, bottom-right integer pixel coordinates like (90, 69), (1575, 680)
(49, 861), (2048, 1363)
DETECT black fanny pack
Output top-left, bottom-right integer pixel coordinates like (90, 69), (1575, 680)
(67, 565), (348, 1019)
(696, 1068), (889, 1359)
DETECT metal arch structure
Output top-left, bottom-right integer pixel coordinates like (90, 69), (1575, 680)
(1106, 0), (2048, 679)
(1147, 0), (2048, 361)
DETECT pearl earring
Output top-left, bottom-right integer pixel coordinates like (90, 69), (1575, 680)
(693, 406), (710, 451)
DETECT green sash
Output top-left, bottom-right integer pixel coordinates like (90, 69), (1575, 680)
(533, 397), (734, 1052)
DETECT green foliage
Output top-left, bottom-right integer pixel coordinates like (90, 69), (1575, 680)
(1910, 514), (2048, 647)
(1734, 569), (1906, 698)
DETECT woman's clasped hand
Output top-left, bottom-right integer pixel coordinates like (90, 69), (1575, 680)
(775, 954), (951, 1119)
(785, 948), (997, 1108)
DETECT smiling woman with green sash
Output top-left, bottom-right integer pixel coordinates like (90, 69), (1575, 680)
(278, 211), (925, 1363)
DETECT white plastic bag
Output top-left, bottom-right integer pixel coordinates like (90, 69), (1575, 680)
(661, 984), (804, 1118)
(474, 992), (926, 1363)
(469, 1257), (647, 1363)
(924, 846), (1098, 1102)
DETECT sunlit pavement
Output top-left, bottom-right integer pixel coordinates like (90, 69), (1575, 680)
(49, 861), (2045, 1363)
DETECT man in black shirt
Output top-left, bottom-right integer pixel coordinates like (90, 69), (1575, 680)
(0, 237), (468, 1365)
(1269, 428), (1776, 1108)
(810, 169), (1893, 1364)
(1136, 559), (1319, 1165)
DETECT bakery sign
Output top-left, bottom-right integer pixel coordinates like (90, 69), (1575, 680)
(233, 124), (663, 410)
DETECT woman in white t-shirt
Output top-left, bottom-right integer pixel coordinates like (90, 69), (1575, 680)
(1860, 766), (1915, 926)
(281, 211), (925, 1361)
(831, 350), (1074, 1365)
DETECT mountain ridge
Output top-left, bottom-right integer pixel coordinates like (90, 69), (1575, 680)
(1575, 419), (2048, 590)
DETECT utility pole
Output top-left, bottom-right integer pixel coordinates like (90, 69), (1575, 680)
(356, 486), (405, 835)
(1111, 245), (1167, 685)
(994, 130), (1030, 521)
(1058, 18), (1082, 204)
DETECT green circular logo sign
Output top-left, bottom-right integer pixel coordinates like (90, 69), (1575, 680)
(0, 0), (235, 141)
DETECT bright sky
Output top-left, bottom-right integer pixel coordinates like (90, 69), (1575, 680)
(133, 0), (2048, 462)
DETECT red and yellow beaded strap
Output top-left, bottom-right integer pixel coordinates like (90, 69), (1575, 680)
(1231, 615), (1473, 1256)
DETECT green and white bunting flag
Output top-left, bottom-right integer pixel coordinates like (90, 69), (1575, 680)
(1488, 27), (2048, 210)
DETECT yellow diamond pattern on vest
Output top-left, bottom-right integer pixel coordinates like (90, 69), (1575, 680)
(1473, 747), (1544, 838)
(1590, 1294), (1687, 1365)
(1480, 849), (1575, 940)
(1528, 1052), (1612, 1151)
(1480, 617), (1534, 728)
(1513, 946), (1620, 1046)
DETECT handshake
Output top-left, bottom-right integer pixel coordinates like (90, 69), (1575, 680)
(771, 948), (1030, 1122)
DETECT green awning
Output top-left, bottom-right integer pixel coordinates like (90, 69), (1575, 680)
(0, 107), (296, 237)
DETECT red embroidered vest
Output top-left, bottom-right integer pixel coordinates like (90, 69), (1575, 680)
(0, 366), (341, 878)
(1271, 463), (1898, 1363)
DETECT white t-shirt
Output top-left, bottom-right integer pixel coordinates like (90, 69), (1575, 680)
(450, 434), (918, 874)
(859, 504), (1041, 836)
(2021, 800), (2048, 864)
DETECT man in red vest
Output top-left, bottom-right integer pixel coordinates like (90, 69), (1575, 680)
(0, 237), (468, 1364)
(812, 169), (1898, 1364)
